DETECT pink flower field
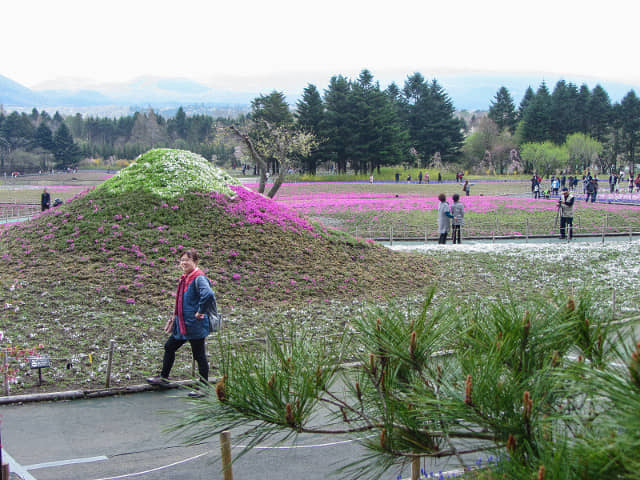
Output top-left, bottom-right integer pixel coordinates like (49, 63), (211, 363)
(249, 182), (640, 237)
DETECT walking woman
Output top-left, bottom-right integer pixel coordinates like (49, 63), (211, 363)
(147, 249), (216, 396)
(437, 193), (453, 244)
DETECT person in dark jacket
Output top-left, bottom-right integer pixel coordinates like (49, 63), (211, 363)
(557, 187), (575, 240)
(41, 187), (50, 211)
(147, 249), (216, 394)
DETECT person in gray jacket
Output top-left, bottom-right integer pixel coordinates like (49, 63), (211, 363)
(557, 187), (575, 240)
(450, 193), (465, 244)
(437, 193), (453, 244)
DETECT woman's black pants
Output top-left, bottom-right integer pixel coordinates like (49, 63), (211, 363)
(438, 233), (447, 244)
(452, 225), (461, 244)
(161, 336), (208, 382)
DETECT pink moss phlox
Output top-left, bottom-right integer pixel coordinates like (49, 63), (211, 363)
(214, 186), (317, 235)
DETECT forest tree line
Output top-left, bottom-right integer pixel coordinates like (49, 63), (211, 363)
(1, 68), (639, 176)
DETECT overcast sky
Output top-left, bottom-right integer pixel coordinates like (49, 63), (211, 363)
(4, 0), (640, 92)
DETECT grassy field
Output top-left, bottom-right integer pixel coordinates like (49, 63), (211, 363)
(1, 169), (639, 395)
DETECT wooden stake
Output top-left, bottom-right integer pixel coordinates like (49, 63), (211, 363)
(612, 289), (616, 321)
(105, 340), (115, 388)
(411, 456), (420, 480)
(220, 430), (233, 480)
(2, 350), (8, 396)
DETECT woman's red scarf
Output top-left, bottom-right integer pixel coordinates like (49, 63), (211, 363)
(174, 268), (204, 335)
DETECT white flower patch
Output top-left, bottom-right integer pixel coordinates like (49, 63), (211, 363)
(102, 149), (243, 199)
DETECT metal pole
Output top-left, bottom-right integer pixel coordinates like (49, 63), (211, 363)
(601, 215), (606, 244)
(390, 227), (393, 246)
(105, 340), (115, 388)
(526, 218), (529, 243)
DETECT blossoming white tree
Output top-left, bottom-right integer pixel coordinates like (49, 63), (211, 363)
(229, 122), (317, 198)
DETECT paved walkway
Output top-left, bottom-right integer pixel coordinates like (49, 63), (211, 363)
(0, 388), (471, 480)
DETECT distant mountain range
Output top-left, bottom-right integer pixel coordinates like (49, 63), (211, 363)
(1, 72), (639, 117)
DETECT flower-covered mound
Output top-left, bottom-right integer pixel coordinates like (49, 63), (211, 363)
(101, 148), (241, 198)
(0, 150), (433, 393)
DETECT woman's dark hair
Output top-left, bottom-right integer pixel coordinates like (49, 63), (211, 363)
(180, 249), (199, 263)
(452, 193), (460, 202)
(438, 193), (446, 202)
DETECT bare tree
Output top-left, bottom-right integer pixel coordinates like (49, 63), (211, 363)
(229, 122), (317, 198)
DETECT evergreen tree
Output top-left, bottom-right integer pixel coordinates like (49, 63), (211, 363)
(172, 106), (187, 140)
(588, 85), (612, 143)
(0, 111), (34, 151)
(295, 84), (324, 175)
(400, 74), (463, 164)
(517, 86), (535, 121)
(251, 91), (293, 126)
(348, 69), (407, 174)
(421, 80), (464, 162)
(619, 90), (640, 173)
(322, 75), (356, 173)
(576, 84), (591, 134)
(549, 80), (580, 144)
(53, 123), (82, 169)
(34, 123), (54, 152)
(384, 82), (402, 103)
(488, 86), (517, 133)
(521, 82), (552, 143)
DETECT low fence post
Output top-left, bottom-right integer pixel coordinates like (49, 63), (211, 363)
(601, 215), (607, 244)
(220, 430), (233, 480)
(525, 218), (529, 243)
(612, 289), (616, 321)
(2, 349), (9, 396)
(389, 227), (393, 246)
(105, 339), (115, 388)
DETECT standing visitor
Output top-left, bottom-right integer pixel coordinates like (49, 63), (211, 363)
(437, 172), (442, 183)
(41, 188), (51, 211)
(425, 172), (430, 183)
(451, 193), (464, 244)
(629, 176), (635, 193)
(609, 173), (617, 193)
(437, 193), (453, 244)
(395, 172), (400, 183)
(418, 171), (423, 184)
(557, 187), (575, 240)
(463, 180), (471, 196)
(147, 249), (217, 396)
